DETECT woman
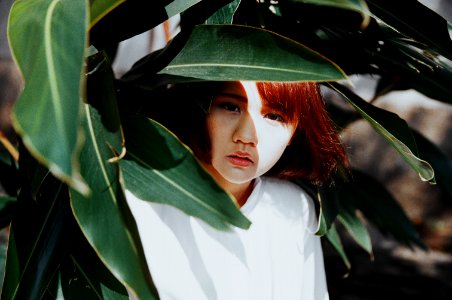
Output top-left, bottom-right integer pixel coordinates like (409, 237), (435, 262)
(126, 80), (348, 299)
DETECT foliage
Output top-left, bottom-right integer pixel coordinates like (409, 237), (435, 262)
(0, 0), (451, 298)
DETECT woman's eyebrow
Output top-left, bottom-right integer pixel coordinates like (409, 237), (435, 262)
(216, 92), (247, 102)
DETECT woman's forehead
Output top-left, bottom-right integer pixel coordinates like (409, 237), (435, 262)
(218, 81), (247, 95)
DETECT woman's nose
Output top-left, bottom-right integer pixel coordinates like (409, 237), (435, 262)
(233, 113), (258, 146)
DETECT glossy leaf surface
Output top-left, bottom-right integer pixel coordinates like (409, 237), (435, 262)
(160, 24), (347, 81)
(120, 115), (251, 230)
(70, 53), (157, 299)
(328, 82), (435, 183)
(8, 0), (89, 195)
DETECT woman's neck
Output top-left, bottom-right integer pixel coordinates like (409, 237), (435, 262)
(222, 179), (255, 207)
(202, 163), (254, 207)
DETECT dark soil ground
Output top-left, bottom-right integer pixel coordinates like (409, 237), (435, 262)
(325, 227), (452, 300)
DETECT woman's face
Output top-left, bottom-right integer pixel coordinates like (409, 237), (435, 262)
(205, 81), (296, 186)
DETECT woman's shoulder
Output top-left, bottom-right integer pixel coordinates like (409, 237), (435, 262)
(260, 176), (319, 234)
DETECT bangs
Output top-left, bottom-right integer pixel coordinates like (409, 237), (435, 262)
(256, 82), (309, 126)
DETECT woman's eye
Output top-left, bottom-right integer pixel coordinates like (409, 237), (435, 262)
(220, 102), (240, 113)
(265, 112), (285, 122)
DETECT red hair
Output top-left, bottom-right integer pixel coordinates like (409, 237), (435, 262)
(256, 82), (349, 184)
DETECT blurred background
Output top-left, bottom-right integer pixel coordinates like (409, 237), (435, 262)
(1, 0), (451, 298)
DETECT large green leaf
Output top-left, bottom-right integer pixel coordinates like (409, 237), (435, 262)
(160, 24), (347, 81)
(70, 52), (157, 299)
(8, 0), (89, 195)
(367, 0), (452, 61)
(328, 82), (435, 183)
(120, 115), (251, 230)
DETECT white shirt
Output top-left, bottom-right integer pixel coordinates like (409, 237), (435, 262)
(126, 177), (329, 300)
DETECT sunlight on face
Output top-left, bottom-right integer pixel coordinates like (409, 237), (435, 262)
(205, 81), (296, 187)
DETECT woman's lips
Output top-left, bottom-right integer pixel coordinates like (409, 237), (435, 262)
(227, 152), (254, 167)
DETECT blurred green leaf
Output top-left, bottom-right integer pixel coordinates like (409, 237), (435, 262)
(337, 197), (372, 255)
(367, 0), (452, 60)
(325, 223), (351, 270)
(70, 52), (157, 299)
(120, 115), (251, 230)
(8, 0), (89, 195)
(328, 82), (435, 183)
(339, 170), (425, 249)
(160, 24), (347, 81)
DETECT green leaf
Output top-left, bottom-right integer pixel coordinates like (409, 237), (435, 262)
(58, 227), (129, 299)
(206, 0), (241, 24)
(413, 129), (452, 199)
(8, 0), (89, 195)
(340, 170), (425, 249)
(70, 52), (157, 299)
(328, 82), (435, 183)
(373, 39), (452, 105)
(165, 0), (204, 19)
(90, 0), (126, 28)
(160, 24), (347, 81)
(324, 223), (351, 271)
(0, 196), (16, 205)
(316, 185), (339, 236)
(337, 197), (373, 255)
(291, 0), (370, 27)
(90, 0), (201, 27)
(367, 0), (452, 60)
(0, 195), (16, 229)
(1, 176), (71, 300)
(0, 228), (8, 291)
(120, 115), (251, 230)
(89, 0), (209, 49)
